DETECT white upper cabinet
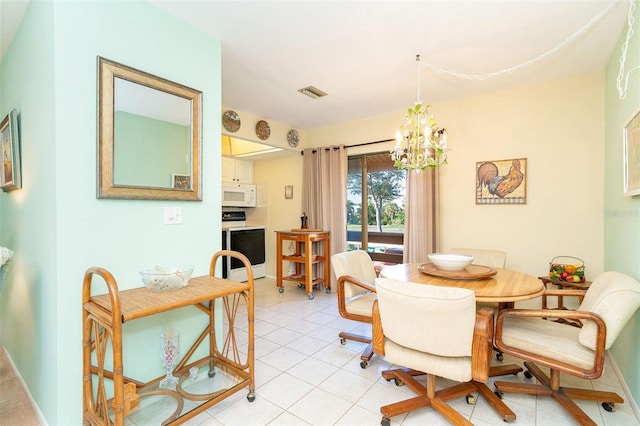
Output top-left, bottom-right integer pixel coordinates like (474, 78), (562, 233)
(222, 157), (253, 183)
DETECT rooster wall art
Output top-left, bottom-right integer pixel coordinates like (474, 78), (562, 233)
(476, 158), (527, 204)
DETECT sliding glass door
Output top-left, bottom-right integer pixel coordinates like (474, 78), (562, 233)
(347, 152), (406, 263)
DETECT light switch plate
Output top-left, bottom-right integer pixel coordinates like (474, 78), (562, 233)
(164, 207), (183, 225)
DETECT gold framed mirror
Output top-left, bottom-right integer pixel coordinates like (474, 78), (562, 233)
(98, 57), (202, 200)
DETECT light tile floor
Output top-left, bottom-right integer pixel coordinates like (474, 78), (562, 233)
(160, 278), (639, 425)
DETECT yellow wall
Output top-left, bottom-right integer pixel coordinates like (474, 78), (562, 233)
(253, 153), (303, 277)
(254, 72), (605, 281)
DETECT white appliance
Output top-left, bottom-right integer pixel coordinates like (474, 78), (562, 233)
(221, 211), (266, 282)
(222, 183), (256, 207)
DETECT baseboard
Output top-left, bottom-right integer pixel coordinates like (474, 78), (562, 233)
(607, 351), (640, 422)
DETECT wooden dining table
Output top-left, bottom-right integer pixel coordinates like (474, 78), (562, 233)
(379, 263), (544, 304)
(379, 262), (544, 379)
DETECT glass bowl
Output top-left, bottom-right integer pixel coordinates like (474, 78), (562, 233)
(139, 265), (194, 292)
(427, 253), (474, 271)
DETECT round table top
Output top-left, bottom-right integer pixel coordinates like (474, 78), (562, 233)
(379, 263), (544, 303)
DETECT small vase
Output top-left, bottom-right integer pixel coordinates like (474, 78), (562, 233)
(160, 332), (180, 389)
(301, 216), (308, 229)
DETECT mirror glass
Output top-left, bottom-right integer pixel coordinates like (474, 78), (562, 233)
(98, 57), (202, 200)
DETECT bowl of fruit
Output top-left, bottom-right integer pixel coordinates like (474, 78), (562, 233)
(549, 256), (585, 283)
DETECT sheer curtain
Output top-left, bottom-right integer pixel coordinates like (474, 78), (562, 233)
(302, 146), (348, 288)
(403, 168), (440, 263)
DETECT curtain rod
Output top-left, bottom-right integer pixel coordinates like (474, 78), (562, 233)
(346, 138), (394, 148)
(300, 138), (395, 155)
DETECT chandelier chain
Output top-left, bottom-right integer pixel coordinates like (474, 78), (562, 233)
(423, 0), (622, 81)
(617, 0), (637, 99)
(416, 55), (421, 102)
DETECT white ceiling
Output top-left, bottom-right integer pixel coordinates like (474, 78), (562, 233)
(1, 1), (630, 130)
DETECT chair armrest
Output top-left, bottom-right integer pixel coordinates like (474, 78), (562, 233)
(337, 275), (376, 321)
(471, 308), (494, 383)
(494, 308), (607, 378)
(371, 300), (385, 356)
(337, 275), (376, 295)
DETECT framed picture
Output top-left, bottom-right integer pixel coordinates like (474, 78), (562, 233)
(285, 185), (293, 199)
(623, 108), (640, 196)
(476, 158), (526, 204)
(1, 109), (21, 192)
(172, 173), (190, 190)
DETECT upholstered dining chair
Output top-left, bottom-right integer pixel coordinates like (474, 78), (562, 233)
(373, 278), (516, 425)
(493, 271), (640, 425)
(449, 248), (507, 270)
(331, 250), (378, 368)
(449, 247), (508, 311)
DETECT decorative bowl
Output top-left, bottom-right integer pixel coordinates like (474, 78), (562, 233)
(139, 265), (194, 292)
(427, 253), (474, 271)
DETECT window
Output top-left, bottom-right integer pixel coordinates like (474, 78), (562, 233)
(347, 152), (406, 263)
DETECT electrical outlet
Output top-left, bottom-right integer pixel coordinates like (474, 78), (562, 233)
(164, 207), (183, 225)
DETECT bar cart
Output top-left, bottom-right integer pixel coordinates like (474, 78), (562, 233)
(82, 250), (255, 425)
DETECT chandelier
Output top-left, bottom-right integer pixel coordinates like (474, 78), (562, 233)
(391, 55), (448, 171)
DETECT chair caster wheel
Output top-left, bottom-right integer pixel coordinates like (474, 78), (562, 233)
(340, 337), (346, 345)
(297, 283), (304, 289)
(494, 390), (504, 399)
(496, 353), (504, 361)
(247, 391), (255, 402)
(394, 378), (404, 386)
(208, 368), (215, 378)
(325, 287), (331, 294)
(602, 402), (616, 412)
(278, 287), (284, 293)
(360, 361), (368, 369)
(308, 293), (314, 300)
(381, 418), (391, 426)
(524, 371), (533, 379)
(466, 394), (475, 405)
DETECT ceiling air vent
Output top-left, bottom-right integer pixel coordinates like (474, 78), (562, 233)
(298, 86), (328, 99)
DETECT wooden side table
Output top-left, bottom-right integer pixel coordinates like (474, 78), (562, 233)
(538, 276), (591, 309)
(275, 230), (330, 299)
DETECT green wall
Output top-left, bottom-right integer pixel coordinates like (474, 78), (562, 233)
(0, 1), (221, 424)
(0, 0), (57, 421)
(605, 0), (640, 406)
(114, 111), (190, 187)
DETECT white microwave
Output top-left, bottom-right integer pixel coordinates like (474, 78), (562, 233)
(222, 183), (257, 207)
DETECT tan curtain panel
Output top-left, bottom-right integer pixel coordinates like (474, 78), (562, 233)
(403, 168), (440, 263)
(302, 146), (348, 289)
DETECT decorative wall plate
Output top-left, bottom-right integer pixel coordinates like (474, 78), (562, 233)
(287, 129), (300, 147)
(222, 110), (241, 132)
(255, 120), (271, 140)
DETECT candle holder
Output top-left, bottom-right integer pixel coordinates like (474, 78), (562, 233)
(159, 332), (180, 389)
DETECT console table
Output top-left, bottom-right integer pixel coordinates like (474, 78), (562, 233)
(538, 276), (591, 310)
(275, 230), (330, 299)
(82, 250), (255, 425)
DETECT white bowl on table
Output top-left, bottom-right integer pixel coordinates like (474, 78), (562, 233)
(139, 264), (194, 292)
(428, 253), (474, 271)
